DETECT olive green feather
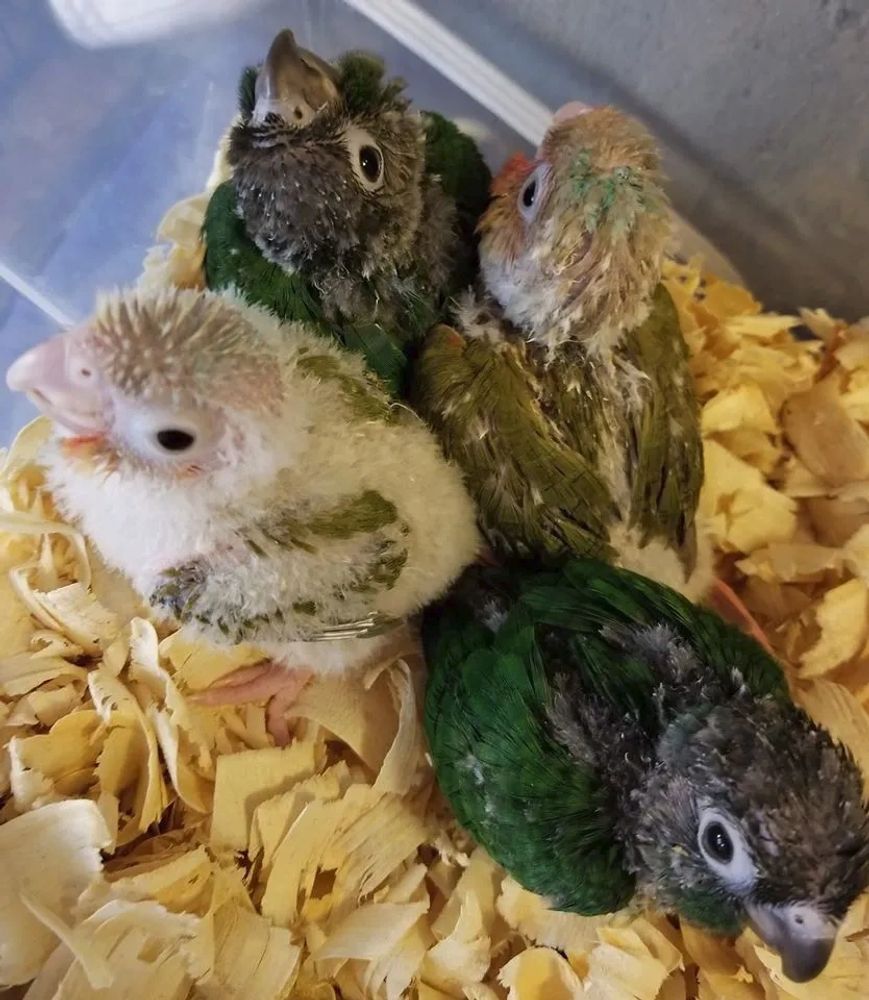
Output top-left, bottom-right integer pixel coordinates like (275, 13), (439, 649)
(412, 285), (700, 571)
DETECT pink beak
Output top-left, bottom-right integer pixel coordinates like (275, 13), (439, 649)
(6, 328), (107, 436)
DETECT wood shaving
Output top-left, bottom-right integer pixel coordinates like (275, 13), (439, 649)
(2, 250), (869, 998)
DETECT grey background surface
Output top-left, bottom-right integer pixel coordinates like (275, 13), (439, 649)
(419, 0), (869, 319)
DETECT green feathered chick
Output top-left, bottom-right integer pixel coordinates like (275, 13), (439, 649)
(411, 104), (710, 598)
(203, 29), (491, 395)
(424, 558), (869, 983)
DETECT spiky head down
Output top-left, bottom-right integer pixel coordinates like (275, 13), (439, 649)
(479, 105), (671, 348)
(635, 695), (869, 981)
(229, 30), (428, 281)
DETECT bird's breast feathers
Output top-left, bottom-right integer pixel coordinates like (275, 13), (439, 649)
(43, 444), (235, 595)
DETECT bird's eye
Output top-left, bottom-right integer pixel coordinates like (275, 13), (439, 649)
(518, 164), (549, 221)
(697, 809), (756, 891)
(344, 127), (385, 192)
(155, 428), (196, 452)
(117, 401), (220, 467)
(703, 822), (734, 863)
(358, 145), (383, 184)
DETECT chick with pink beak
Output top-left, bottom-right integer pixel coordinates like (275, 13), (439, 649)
(6, 325), (107, 438)
(5, 284), (482, 745)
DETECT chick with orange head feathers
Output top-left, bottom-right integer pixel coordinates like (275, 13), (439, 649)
(411, 104), (717, 602)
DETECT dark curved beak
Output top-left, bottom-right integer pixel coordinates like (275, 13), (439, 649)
(253, 28), (340, 127)
(746, 903), (838, 983)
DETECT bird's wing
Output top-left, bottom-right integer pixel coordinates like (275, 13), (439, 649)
(423, 586), (636, 915)
(622, 284), (705, 570)
(151, 489), (409, 644)
(422, 111), (491, 226)
(339, 319), (412, 397)
(203, 182), (409, 395)
(519, 558), (788, 703)
(202, 181), (323, 325)
(411, 324), (616, 563)
(422, 111), (492, 292)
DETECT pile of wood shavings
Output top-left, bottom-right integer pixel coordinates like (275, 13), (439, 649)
(3, 250), (869, 999)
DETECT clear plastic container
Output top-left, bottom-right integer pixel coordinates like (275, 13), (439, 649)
(0, 0), (527, 439)
(0, 0), (735, 441)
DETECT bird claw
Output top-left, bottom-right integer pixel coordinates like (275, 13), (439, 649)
(190, 661), (313, 746)
(707, 579), (774, 655)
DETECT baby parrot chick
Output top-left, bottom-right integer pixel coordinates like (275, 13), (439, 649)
(7, 287), (480, 738)
(203, 28), (491, 395)
(424, 558), (869, 983)
(411, 104), (712, 600)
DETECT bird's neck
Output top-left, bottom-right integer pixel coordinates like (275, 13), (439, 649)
(529, 209), (669, 354)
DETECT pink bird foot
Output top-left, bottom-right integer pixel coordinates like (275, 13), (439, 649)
(191, 661), (313, 745)
(706, 579), (774, 656)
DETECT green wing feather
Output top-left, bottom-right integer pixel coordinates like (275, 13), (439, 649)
(423, 593), (636, 914)
(624, 285), (704, 569)
(422, 111), (492, 292)
(422, 112), (491, 227)
(337, 321), (409, 397)
(203, 181), (323, 325)
(411, 325), (616, 563)
(411, 285), (703, 573)
(424, 558), (786, 914)
(203, 182), (407, 394)
(521, 560), (787, 701)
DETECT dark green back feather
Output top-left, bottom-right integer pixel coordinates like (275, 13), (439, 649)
(203, 181), (407, 393)
(424, 558), (786, 914)
(423, 593), (635, 913)
(422, 111), (492, 292)
(203, 181), (322, 324)
(422, 112), (491, 224)
(522, 560), (786, 702)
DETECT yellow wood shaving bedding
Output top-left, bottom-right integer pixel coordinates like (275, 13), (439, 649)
(4, 223), (869, 997)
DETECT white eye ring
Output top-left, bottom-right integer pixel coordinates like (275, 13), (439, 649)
(343, 126), (385, 191)
(697, 809), (757, 893)
(517, 163), (549, 221)
(114, 401), (218, 465)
